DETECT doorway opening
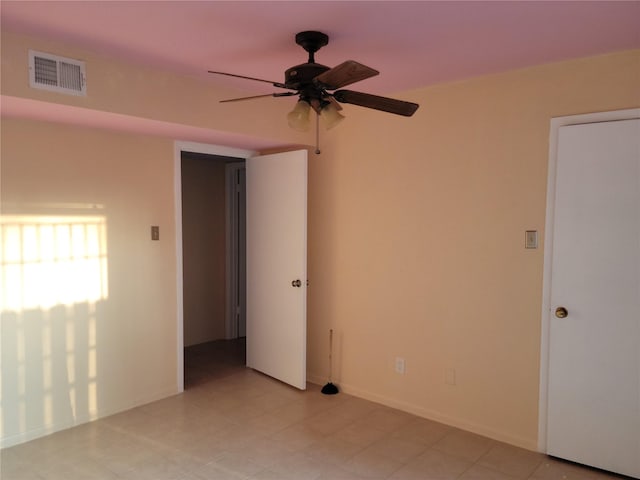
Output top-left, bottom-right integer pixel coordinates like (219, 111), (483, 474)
(180, 150), (247, 388)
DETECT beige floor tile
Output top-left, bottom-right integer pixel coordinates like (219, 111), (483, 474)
(303, 409), (358, 436)
(248, 391), (299, 412)
(269, 397), (335, 423)
(207, 450), (265, 477)
(265, 450), (328, 480)
(458, 464), (521, 479)
(35, 458), (121, 480)
(161, 446), (219, 473)
(191, 460), (247, 479)
(116, 456), (193, 480)
(268, 401), (318, 424)
(432, 428), (495, 462)
(186, 411), (239, 436)
(356, 407), (414, 433)
(327, 396), (381, 420)
(1, 443), (43, 469)
(94, 445), (168, 476)
(249, 469), (291, 479)
(222, 402), (270, 423)
(303, 436), (364, 465)
(215, 424), (266, 450)
(314, 464), (383, 480)
(5, 340), (632, 480)
(477, 442), (544, 478)
(241, 410), (300, 435)
(0, 468), (45, 480)
(168, 432), (230, 465)
(329, 422), (388, 447)
(227, 436), (296, 469)
(270, 423), (328, 451)
(389, 448), (472, 480)
(529, 457), (629, 480)
(299, 393), (349, 414)
(391, 417), (452, 446)
(340, 448), (405, 479)
(362, 435), (428, 463)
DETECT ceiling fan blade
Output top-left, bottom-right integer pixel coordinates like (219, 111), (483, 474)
(220, 92), (298, 103)
(208, 70), (291, 90)
(314, 61), (379, 90)
(333, 90), (419, 117)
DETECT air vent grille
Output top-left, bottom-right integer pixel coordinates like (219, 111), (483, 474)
(29, 50), (86, 96)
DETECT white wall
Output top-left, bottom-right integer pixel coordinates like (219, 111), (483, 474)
(1, 119), (178, 447)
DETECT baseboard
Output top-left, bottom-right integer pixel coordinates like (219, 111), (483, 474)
(307, 372), (537, 451)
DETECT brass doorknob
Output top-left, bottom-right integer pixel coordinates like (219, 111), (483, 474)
(555, 307), (568, 318)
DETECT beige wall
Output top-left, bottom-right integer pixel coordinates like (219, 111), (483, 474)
(1, 119), (177, 447)
(2, 28), (639, 450)
(181, 153), (227, 346)
(0, 31), (302, 145)
(306, 50), (640, 449)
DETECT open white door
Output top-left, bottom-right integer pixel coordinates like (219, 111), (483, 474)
(246, 150), (307, 390)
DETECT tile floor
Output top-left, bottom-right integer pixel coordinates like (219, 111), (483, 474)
(1, 339), (633, 480)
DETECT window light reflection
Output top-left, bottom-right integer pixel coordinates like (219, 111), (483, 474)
(1, 213), (108, 441)
(1, 215), (108, 310)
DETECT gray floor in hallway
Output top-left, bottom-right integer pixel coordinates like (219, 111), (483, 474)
(1, 339), (632, 479)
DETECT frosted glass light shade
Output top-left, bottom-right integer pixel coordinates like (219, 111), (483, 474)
(287, 100), (311, 131)
(320, 102), (345, 130)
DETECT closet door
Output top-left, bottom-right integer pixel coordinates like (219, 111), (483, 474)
(547, 119), (640, 478)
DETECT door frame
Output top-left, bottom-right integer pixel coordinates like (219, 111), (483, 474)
(537, 108), (640, 452)
(174, 141), (257, 392)
(225, 161), (246, 340)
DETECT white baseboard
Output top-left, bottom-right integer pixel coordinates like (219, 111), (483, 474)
(307, 372), (537, 451)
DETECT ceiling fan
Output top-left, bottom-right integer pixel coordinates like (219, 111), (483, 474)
(208, 31), (420, 133)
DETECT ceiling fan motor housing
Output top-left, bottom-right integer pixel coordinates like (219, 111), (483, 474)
(286, 30), (331, 94)
(285, 63), (330, 89)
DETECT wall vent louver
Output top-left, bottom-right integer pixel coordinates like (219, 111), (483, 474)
(29, 50), (86, 96)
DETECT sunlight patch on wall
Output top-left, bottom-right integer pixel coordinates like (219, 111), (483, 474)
(1, 214), (108, 310)
(1, 214), (107, 443)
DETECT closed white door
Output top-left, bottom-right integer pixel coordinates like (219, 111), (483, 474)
(547, 119), (640, 477)
(246, 150), (307, 390)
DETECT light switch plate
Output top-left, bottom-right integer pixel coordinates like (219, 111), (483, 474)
(151, 226), (160, 241)
(525, 230), (538, 249)
(395, 357), (405, 374)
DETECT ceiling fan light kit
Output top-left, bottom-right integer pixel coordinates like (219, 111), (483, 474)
(209, 31), (419, 152)
(287, 100), (311, 132)
(319, 102), (345, 130)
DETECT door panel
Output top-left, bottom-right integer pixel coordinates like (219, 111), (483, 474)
(547, 119), (640, 477)
(246, 150), (307, 390)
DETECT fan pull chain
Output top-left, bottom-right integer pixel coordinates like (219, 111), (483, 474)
(315, 112), (321, 155)
(328, 329), (334, 382)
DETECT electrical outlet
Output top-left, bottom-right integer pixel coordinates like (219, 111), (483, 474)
(395, 357), (405, 374)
